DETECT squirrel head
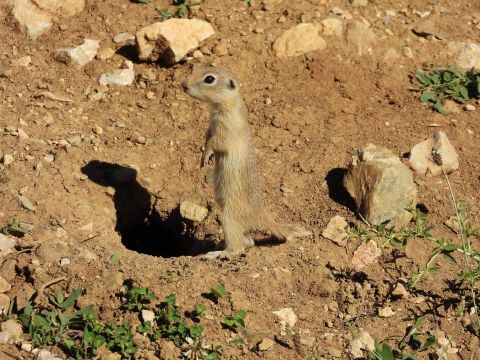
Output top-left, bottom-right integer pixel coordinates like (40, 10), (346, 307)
(182, 66), (241, 106)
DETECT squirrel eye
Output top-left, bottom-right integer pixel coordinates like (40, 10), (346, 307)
(203, 75), (216, 84)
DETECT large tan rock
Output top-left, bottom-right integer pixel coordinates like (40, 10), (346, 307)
(441, 41), (480, 70)
(136, 19), (215, 64)
(409, 131), (459, 176)
(343, 144), (416, 228)
(273, 23), (327, 57)
(33, 0), (85, 17)
(9, 0), (52, 39)
(345, 20), (376, 56)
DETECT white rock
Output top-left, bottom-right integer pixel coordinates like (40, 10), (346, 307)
(54, 39), (100, 68)
(8, 0), (52, 39)
(392, 283), (409, 299)
(409, 131), (459, 176)
(350, 331), (375, 358)
(36, 349), (63, 360)
(345, 20), (376, 56)
(442, 42), (480, 70)
(464, 104), (475, 111)
(141, 309), (155, 323)
(351, 240), (381, 271)
(179, 201), (208, 222)
(0, 320), (23, 344)
(258, 337), (275, 351)
(96, 47), (115, 60)
(1, 154), (14, 165)
(59, 257), (71, 266)
(17, 128), (29, 139)
(17, 195), (36, 211)
(136, 19), (215, 64)
(273, 308), (297, 335)
(378, 306), (395, 317)
(321, 18), (344, 37)
(99, 60), (135, 86)
(0, 234), (17, 252)
(113, 32), (135, 43)
(322, 215), (348, 246)
(273, 23), (327, 57)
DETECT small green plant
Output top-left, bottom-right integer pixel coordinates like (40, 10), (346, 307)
(1, 218), (30, 237)
(121, 284), (157, 311)
(155, 294), (204, 346)
(158, 0), (200, 19)
(368, 318), (437, 360)
(415, 65), (480, 113)
(103, 321), (138, 358)
(222, 309), (246, 330)
(210, 284), (226, 300)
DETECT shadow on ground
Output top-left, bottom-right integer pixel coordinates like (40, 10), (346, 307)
(325, 167), (356, 211)
(81, 160), (214, 257)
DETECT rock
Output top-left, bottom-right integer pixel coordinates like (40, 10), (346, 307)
(273, 23), (327, 57)
(12, 55), (32, 67)
(99, 60), (135, 86)
(391, 283), (409, 299)
(8, 0), (52, 39)
(35, 243), (65, 263)
(0, 276), (11, 293)
(0, 234), (16, 252)
(344, 144), (416, 228)
(132, 333), (150, 348)
(464, 104), (475, 111)
(272, 308), (297, 334)
(409, 131), (459, 176)
(0, 320), (23, 344)
(0, 295), (10, 315)
(322, 215), (348, 246)
(2, 154), (14, 165)
(60, 257), (71, 266)
(142, 309), (155, 323)
(300, 335), (316, 347)
(17, 195), (36, 211)
(443, 99), (461, 113)
(214, 40), (229, 56)
(321, 18), (344, 37)
(36, 349), (63, 360)
(345, 20), (376, 56)
(442, 42), (480, 70)
(179, 201), (208, 222)
(0, 259), (17, 282)
(106, 272), (124, 290)
(262, 0), (283, 11)
(327, 347), (343, 358)
(15, 284), (35, 310)
(96, 47), (115, 60)
(378, 306), (395, 317)
(351, 0), (368, 6)
(351, 240), (381, 271)
(258, 337), (275, 351)
(113, 32), (135, 43)
(54, 39), (99, 68)
(350, 331), (375, 358)
(17, 128), (29, 139)
(412, 16), (437, 37)
(445, 216), (461, 233)
(135, 19), (215, 65)
(382, 47), (400, 62)
(34, 0), (85, 17)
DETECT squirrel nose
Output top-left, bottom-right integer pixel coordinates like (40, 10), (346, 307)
(181, 81), (189, 91)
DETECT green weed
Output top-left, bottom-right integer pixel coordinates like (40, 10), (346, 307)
(222, 310), (246, 330)
(1, 218), (30, 237)
(121, 284), (157, 311)
(415, 65), (480, 113)
(158, 0), (200, 19)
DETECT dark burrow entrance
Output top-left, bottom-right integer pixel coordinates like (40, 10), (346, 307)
(81, 160), (215, 257)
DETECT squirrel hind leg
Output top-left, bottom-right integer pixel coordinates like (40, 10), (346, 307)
(223, 216), (246, 253)
(242, 234), (255, 249)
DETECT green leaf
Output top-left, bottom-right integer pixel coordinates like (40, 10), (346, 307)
(459, 86), (469, 100)
(210, 284), (226, 299)
(432, 101), (448, 114)
(234, 309), (246, 320)
(416, 71), (431, 86)
(441, 252), (457, 264)
(419, 91), (436, 102)
(381, 343), (394, 360)
(194, 304), (207, 315)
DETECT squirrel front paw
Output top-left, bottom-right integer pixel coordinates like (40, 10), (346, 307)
(201, 149), (214, 168)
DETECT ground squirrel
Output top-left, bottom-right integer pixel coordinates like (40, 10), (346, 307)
(182, 66), (311, 259)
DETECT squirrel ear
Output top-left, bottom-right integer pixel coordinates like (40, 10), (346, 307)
(228, 79), (236, 89)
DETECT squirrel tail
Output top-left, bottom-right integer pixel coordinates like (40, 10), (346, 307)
(262, 214), (312, 241)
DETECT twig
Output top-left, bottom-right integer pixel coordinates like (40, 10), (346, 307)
(81, 232), (101, 243)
